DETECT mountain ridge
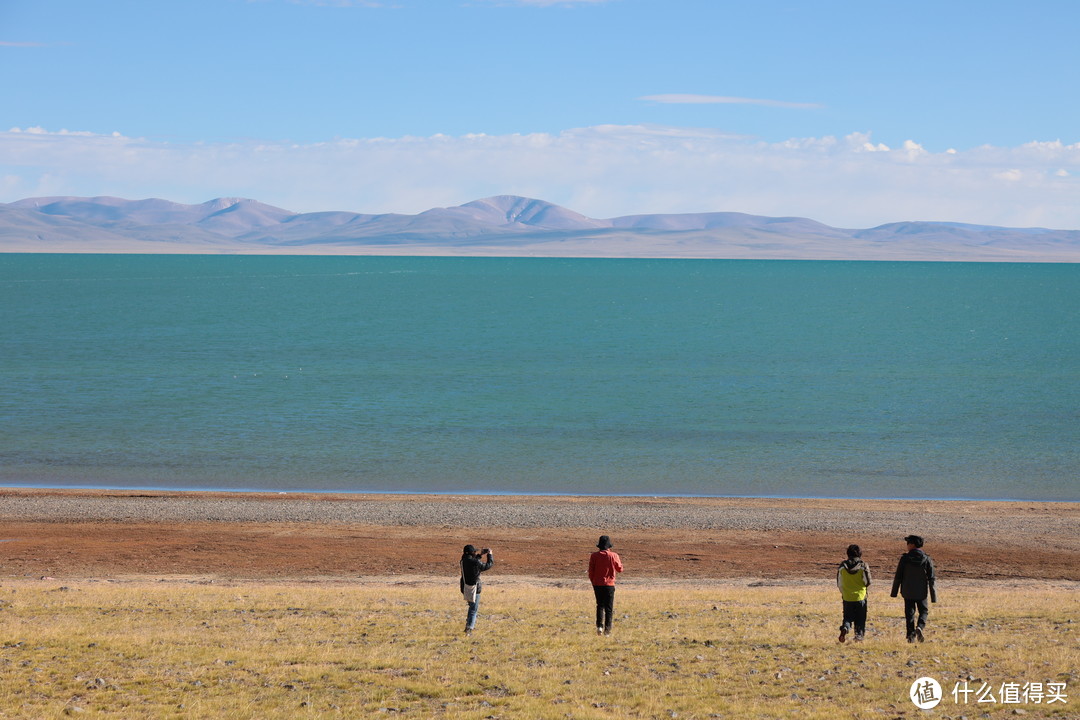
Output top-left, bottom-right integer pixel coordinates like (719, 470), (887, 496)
(3, 195), (1079, 261)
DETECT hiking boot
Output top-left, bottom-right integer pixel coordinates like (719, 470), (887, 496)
(915, 627), (925, 643)
(907, 634), (916, 643)
(853, 634), (864, 643)
(838, 628), (847, 643)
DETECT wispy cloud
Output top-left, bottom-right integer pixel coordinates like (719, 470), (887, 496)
(640, 94), (823, 110)
(266, 1), (387, 7)
(3, 125), (1079, 229)
(289, 0), (386, 5)
(473, 0), (612, 6)
(0, 41), (49, 47)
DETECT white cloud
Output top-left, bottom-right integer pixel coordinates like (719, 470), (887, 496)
(850, 132), (890, 152)
(8, 126), (99, 137)
(2, 125), (1079, 229)
(640, 94), (822, 110)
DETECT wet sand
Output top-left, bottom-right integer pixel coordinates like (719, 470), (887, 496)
(1, 489), (1077, 583)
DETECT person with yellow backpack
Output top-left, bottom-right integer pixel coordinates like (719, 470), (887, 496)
(836, 544), (872, 643)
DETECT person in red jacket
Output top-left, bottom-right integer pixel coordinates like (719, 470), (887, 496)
(588, 535), (624, 636)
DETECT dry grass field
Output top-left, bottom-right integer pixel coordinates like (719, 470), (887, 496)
(0, 579), (1075, 719)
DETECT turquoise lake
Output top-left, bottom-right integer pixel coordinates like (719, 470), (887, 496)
(1, 254), (1077, 500)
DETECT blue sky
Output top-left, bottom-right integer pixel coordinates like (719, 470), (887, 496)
(3, 0), (1080, 228)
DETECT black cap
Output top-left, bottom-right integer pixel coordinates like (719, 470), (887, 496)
(463, 544), (477, 554)
(904, 535), (924, 548)
(597, 535), (612, 550)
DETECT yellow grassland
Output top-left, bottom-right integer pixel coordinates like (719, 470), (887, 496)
(0, 579), (1076, 719)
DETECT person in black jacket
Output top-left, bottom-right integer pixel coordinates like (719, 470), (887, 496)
(460, 545), (494, 635)
(890, 534), (937, 642)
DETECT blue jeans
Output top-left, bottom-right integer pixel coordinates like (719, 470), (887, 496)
(466, 597), (480, 630)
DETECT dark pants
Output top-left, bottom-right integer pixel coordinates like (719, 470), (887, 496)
(593, 585), (615, 633)
(841, 599), (867, 637)
(904, 597), (929, 638)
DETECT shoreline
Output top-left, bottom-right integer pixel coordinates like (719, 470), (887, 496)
(1, 483), (1074, 503)
(2, 488), (1077, 583)
(5, 247), (1080, 263)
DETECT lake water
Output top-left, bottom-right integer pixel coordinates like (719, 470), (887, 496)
(1, 254), (1077, 500)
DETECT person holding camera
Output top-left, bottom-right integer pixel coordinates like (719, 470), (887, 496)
(460, 544), (494, 635)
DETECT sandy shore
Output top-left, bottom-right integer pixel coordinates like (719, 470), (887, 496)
(1, 488), (1077, 583)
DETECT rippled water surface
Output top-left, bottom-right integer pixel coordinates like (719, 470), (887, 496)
(2, 254), (1077, 499)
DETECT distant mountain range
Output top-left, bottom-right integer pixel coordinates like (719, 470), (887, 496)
(2, 195), (1079, 261)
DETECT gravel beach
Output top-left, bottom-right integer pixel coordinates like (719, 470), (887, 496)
(1, 489), (1077, 582)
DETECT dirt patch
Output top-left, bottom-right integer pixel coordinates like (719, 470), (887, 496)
(1, 506), (1076, 583)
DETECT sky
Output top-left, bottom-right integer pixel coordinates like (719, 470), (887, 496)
(2, 0), (1080, 229)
